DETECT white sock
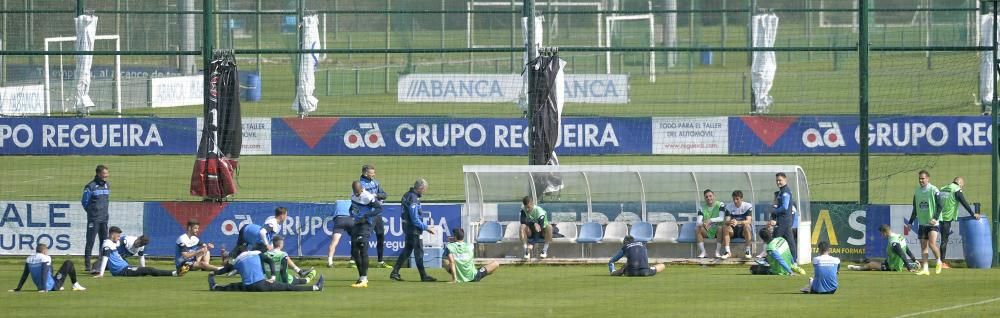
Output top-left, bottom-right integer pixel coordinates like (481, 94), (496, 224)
(697, 242), (705, 254)
(360, 275), (367, 281)
(523, 244), (529, 251)
(327, 257), (333, 265)
(172, 271), (178, 276)
(725, 246), (731, 254)
(542, 243), (550, 252)
(922, 263), (928, 271)
(715, 244), (721, 253)
(313, 285), (320, 291)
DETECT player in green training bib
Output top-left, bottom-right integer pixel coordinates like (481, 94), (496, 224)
(750, 227), (805, 275)
(443, 228), (499, 283)
(907, 170), (943, 275)
(262, 236), (317, 285)
(695, 189), (728, 258)
(519, 196), (552, 259)
(848, 224), (919, 272)
(937, 176), (981, 268)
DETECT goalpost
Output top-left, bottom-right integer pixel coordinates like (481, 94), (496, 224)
(467, 1), (604, 48)
(606, 13), (655, 82)
(43, 35), (121, 115)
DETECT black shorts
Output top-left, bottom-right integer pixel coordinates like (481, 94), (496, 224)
(624, 267), (657, 277)
(471, 266), (489, 282)
(352, 221), (372, 244)
(524, 222), (545, 240)
(332, 216), (354, 235)
(731, 224), (748, 239)
(918, 225), (939, 240)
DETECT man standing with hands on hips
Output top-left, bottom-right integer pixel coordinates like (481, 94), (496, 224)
(390, 179), (437, 282)
(82, 165), (110, 273)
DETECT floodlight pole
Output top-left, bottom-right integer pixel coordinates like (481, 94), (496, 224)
(858, 0), (870, 206)
(525, 0), (536, 165)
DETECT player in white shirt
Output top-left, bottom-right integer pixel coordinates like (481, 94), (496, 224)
(176, 219), (222, 276)
(91, 231), (149, 274)
(720, 190), (755, 259)
(9, 244), (85, 292)
(95, 226), (178, 277)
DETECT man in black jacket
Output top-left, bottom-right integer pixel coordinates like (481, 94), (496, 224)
(389, 179), (437, 282)
(82, 165), (110, 272)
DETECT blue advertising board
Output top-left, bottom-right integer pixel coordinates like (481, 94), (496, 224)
(0, 118), (196, 155)
(142, 201), (462, 257)
(270, 117), (651, 155)
(729, 116), (993, 154)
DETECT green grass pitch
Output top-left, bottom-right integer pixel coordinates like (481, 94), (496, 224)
(0, 258), (998, 317)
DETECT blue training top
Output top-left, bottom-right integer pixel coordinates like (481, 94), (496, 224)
(811, 254), (840, 293)
(233, 251), (267, 285)
(26, 254), (55, 291)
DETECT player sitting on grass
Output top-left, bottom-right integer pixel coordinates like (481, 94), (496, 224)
(609, 235), (666, 277)
(442, 228), (499, 283)
(848, 224), (919, 272)
(209, 245), (324, 292)
(519, 196), (552, 259)
(263, 235), (317, 285)
(9, 244), (86, 292)
(801, 241), (839, 294)
(89, 230), (150, 274)
(750, 227), (806, 276)
(176, 219), (221, 275)
(95, 226), (179, 277)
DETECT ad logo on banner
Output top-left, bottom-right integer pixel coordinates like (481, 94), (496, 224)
(0, 201), (143, 255)
(0, 118), (196, 155)
(730, 116), (994, 154)
(652, 117), (728, 154)
(272, 117), (649, 155)
(143, 201), (462, 257)
(0, 85), (45, 116)
(398, 74), (629, 104)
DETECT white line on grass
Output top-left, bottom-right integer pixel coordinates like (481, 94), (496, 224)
(894, 296), (1000, 318)
(21, 176), (54, 183)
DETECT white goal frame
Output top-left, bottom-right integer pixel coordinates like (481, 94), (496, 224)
(43, 35), (121, 115)
(606, 14), (655, 82)
(466, 1), (604, 49)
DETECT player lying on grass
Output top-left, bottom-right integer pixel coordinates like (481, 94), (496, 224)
(263, 235), (317, 285)
(9, 244), (86, 292)
(176, 219), (221, 275)
(208, 245), (324, 292)
(750, 227), (806, 276)
(848, 224), (919, 272)
(608, 235), (666, 277)
(95, 226), (179, 277)
(442, 228), (499, 283)
(801, 241), (839, 294)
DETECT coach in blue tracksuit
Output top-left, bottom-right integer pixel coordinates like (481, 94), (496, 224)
(771, 172), (798, 262)
(389, 179), (437, 282)
(81, 164), (110, 271)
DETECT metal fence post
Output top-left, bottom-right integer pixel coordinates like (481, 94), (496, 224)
(859, 0), (870, 205)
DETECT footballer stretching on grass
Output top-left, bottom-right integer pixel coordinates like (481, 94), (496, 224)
(608, 235), (666, 277)
(95, 226), (179, 278)
(442, 228), (499, 283)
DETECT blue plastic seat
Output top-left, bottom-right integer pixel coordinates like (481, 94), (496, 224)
(676, 222), (699, 243)
(575, 222), (604, 244)
(629, 222), (654, 243)
(475, 221), (503, 244)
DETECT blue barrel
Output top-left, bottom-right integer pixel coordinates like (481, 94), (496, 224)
(958, 216), (993, 269)
(700, 50), (713, 65)
(240, 72), (261, 102)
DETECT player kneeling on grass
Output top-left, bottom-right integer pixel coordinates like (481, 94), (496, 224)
(801, 241), (839, 294)
(96, 226), (179, 277)
(263, 236), (317, 285)
(608, 235), (666, 277)
(750, 227), (806, 276)
(442, 228), (499, 283)
(209, 245), (324, 292)
(848, 224), (919, 272)
(10, 244), (86, 292)
(176, 219), (221, 275)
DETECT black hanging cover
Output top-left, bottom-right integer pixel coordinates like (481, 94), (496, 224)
(526, 54), (564, 198)
(191, 52), (242, 199)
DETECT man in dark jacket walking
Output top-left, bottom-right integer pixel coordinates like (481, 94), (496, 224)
(82, 165), (110, 272)
(389, 179), (437, 282)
